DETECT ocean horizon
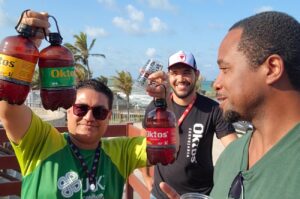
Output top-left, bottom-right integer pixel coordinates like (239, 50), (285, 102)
(117, 80), (214, 108)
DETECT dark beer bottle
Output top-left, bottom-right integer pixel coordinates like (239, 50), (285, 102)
(145, 98), (177, 165)
(38, 32), (76, 110)
(0, 22), (39, 104)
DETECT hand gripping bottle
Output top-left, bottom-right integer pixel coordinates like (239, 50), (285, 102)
(145, 98), (177, 165)
(0, 10), (39, 104)
(38, 16), (76, 110)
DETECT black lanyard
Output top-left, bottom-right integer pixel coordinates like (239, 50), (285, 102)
(67, 135), (101, 191)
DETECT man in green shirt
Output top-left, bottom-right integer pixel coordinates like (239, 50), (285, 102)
(0, 11), (147, 198)
(158, 11), (300, 199)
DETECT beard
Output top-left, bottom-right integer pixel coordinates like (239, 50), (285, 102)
(172, 81), (196, 99)
(223, 110), (241, 123)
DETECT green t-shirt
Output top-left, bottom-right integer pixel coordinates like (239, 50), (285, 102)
(211, 123), (300, 199)
(11, 112), (147, 199)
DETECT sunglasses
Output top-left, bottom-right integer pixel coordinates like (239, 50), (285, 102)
(228, 171), (244, 199)
(72, 104), (109, 120)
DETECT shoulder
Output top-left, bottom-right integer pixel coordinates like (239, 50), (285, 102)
(102, 136), (146, 151)
(194, 93), (220, 111)
(218, 133), (250, 163)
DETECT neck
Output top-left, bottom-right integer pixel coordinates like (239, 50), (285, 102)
(172, 92), (197, 106)
(248, 90), (300, 168)
(69, 135), (99, 150)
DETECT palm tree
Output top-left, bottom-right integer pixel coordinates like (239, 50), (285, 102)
(30, 69), (40, 90)
(64, 32), (105, 79)
(195, 75), (206, 93)
(75, 63), (88, 82)
(96, 75), (108, 85)
(112, 71), (133, 121)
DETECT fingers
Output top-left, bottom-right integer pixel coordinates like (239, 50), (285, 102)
(146, 71), (171, 99)
(22, 10), (50, 29)
(17, 10), (51, 48)
(148, 70), (168, 82)
(159, 182), (180, 199)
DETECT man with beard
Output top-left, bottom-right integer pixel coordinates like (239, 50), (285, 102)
(143, 50), (237, 198)
(159, 11), (300, 199)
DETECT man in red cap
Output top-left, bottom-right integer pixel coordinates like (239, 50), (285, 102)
(143, 50), (237, 198)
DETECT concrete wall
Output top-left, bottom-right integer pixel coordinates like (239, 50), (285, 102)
(31, 108), (66, 127)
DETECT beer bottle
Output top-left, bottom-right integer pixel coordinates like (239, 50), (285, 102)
(145, 98), (177, 165)
(0, 10), (39, 104)
(38, 16), (76, 110)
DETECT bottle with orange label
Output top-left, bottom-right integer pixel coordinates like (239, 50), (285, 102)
(38, 16), (76, 111)
(0, 10), (39, 104)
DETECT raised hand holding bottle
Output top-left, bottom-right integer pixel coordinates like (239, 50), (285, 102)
(0, 10), (39, 104)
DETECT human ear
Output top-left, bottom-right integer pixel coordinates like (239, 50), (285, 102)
(264, 54), (284, 85)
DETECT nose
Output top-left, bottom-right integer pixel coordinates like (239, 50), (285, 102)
(213, 74), (222, 91)
(83, 109), (96, 121)
(176, 73), (186, 82)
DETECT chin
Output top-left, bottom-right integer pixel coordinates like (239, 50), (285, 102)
(223, 110), (241, 123)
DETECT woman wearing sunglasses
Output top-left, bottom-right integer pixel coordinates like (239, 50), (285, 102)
(0, 10), (149, 199)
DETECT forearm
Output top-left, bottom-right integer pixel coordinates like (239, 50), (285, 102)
(0, 101), (32, 143)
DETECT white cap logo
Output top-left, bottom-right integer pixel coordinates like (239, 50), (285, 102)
(179, 53), (186, 61)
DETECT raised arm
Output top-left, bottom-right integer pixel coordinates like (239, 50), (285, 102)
(0, 10), (50, 143)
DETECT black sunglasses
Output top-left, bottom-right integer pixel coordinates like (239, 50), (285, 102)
(228, 171), (244, 199)
(72, 104), (109, 120)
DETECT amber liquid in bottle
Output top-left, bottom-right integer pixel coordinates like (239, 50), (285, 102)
(0, 34), (39, 105)
(38, 33), (76, 110)
(145, 99), (177, 165)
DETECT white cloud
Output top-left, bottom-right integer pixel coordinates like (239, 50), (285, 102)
(112, 4), (168, 35)
(112, 5), (145, 35)
(97, 0), (116, 8)
(112, 16), (144, 34)
(255, 6), (273, 14)
(147, 0), (176, 11)
(149, 17), (167, 32)
(145, 48), (156, 57)
(126, 4), (144, 22)
(85, 26), (108, 37)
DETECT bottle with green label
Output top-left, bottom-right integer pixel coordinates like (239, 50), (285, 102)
(38, 32), (76, 110)
(0, 10), (39, 105)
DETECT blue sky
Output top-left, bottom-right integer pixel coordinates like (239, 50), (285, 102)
(0, 0), (299, 80)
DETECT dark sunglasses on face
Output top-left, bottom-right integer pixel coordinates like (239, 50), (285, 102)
(228, 171), (244, 199)
(72, 104), (109, 120)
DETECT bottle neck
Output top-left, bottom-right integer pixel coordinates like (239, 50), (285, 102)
(154, 98), (167, 109)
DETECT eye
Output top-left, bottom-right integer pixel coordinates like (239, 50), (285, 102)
(220, 67), (229, 74)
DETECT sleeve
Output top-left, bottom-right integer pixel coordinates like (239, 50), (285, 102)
(102, 136), (147, 179)
(10, 112), (65, 176)
(213, 106), (236, 139)
(142, 100), (155, 128)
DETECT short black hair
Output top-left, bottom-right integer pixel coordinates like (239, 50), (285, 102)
(76, 79), (114, 110)
(230, 11), (300, 91)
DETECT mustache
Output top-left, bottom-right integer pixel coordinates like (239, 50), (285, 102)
(216, 92), (224, 98)
(174, 80), (190, 86)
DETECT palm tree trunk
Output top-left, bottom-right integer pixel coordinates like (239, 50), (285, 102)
(126, 95), (130, 121)
(86, 60), (91, 79)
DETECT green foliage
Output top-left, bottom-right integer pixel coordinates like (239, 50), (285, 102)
(111, 71), (133, 121)
(30, 69), (40, 90)
(64, 32), (105, 79)
(96, 75), (108, 85)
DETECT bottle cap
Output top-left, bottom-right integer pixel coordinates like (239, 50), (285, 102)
(154, 98), (167, 108)
(49, 33), (63, 45)
(16, 24), (34, 37)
